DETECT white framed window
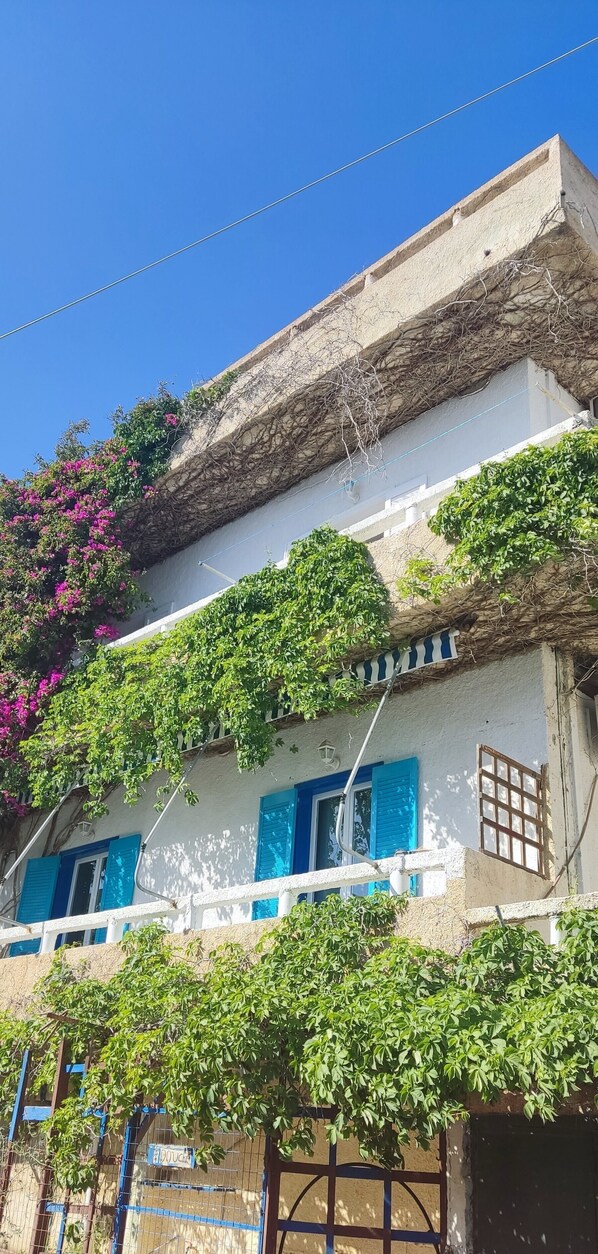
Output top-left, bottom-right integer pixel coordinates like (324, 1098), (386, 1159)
(64, 852), (108, 946)
(309, 781), (372, 902)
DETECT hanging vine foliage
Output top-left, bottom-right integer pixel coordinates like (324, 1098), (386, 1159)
(398, 427), (598, 603)
(23, 528), (389, 814)
(2, 899), (598, 1189)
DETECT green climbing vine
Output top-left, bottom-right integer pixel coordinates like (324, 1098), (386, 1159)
(2, 898), (598, 1189)
(23, 528), (390, 815)
(398, 427), (598, 602)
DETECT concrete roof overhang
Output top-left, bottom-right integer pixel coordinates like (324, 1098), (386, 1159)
(130, 136), (598, 567)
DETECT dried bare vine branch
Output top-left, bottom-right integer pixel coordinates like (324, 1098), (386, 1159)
(131, 200), (598, 565)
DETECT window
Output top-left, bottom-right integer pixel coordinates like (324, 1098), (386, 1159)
(63, 852), (108, 946)
(478, 745), (544, 874)
(253, 757), (419, 919)
(10, 833), (141, 956)
(310, 780), (372, 901)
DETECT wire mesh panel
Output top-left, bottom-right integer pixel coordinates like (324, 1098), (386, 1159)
(116, 1112), (266, 1254)
(478, 745), (544, 874)
(0, 1122), (52, 1254)
(0, 1106), (118, 1254)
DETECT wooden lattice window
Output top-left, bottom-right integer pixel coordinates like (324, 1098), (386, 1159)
(478, 745), (544, 874)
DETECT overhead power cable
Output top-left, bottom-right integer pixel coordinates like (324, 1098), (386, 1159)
(1, 34), (597, 344)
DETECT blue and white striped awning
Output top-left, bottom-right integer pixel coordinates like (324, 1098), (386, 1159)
(18, 629), (460, 799)
(201, 627), (459, 744)
(123, 627), (459, 756)
(347, 626), (458, 687)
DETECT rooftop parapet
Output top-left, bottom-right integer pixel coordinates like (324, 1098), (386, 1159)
(132, 137), (598, 564)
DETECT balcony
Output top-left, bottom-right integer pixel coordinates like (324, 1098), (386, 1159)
(113, 411), (591, 650)
(0, 843), (551, 969)
(343, 412), (591, 544)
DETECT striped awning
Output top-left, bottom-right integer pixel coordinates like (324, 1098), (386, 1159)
(202, 627), (459, 743)
(19, 629), (460, 800)
(348, 627), (458, 687)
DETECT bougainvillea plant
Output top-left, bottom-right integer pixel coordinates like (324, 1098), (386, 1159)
(0, 380), (230, 818)
(0, 371), (387, 821)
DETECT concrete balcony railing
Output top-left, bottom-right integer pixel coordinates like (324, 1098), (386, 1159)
(467, 889), (598, 945)
(0, 848), (466, 955)
(113, 412), (591, 649)
(343, 412), (591, 545)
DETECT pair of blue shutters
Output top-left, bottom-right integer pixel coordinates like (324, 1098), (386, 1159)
(10, 833), (141, 956)
(253, 758), (418, 920)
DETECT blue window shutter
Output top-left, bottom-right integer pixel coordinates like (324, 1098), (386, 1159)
(370, 758), (419, 892)
(10, 856), (60, 957)
(252, 789), (297, 921)
(95, 834), (141, 943)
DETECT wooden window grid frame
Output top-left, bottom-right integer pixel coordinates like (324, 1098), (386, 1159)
(478, 745), (545, 876)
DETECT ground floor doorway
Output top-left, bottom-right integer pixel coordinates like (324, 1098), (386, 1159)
(472, 1115), (598, 1253)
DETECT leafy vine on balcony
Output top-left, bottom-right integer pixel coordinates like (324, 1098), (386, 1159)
(23, 528), (390, 815)
(2, 898), (598, 1189)
(397, 427), (598, 604)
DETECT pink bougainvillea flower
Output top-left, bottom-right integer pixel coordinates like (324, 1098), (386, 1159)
(93, 624), (120, 640)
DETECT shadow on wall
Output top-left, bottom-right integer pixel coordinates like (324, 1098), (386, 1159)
(139, 821), (258, 923)
(422, 769), (477, 851)
(138, 768), (477, 921)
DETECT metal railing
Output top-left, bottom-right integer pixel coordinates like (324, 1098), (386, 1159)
(0, 847), (466, 954)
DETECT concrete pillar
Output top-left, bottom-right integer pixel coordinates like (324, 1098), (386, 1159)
(278, 889), (297, 917)
(445, 1122), (473, 1253)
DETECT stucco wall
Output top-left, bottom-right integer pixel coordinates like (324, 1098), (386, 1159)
(0, 847), (551, 1010)
(0, 883), (469, 1011)
(8, 651), (547, 932)
(168, 138), (577, 459)
(122, 359), (577, 634)
(567, 685), (598, 895)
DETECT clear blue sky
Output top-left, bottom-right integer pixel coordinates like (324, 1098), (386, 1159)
(1, 2), (597, 477)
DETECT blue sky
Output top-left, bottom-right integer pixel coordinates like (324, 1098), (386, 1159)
(1, 2), (597, 476)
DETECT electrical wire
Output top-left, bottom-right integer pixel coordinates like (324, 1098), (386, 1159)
(0, 793), (71, 893)
(1, 36), (597, 343)
(335, 656), (404, 869)
(134, 748), (204, 904)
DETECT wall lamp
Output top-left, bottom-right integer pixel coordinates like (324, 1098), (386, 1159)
(318, 740), (340, 770)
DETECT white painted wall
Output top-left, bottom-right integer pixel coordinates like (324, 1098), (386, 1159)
(39, 651), (548, 924)
(569, 689), (598, 893)
(122, 359), (578, 633)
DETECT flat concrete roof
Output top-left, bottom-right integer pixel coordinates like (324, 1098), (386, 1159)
(132, 136), (598, 566)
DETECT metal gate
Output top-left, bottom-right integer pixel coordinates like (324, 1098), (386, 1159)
(263, 1114), (445, 1252)
(0, 1052), (446, 1254)
(112, 1109), (266, 1254)
(0, 1048), (267, 1254)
